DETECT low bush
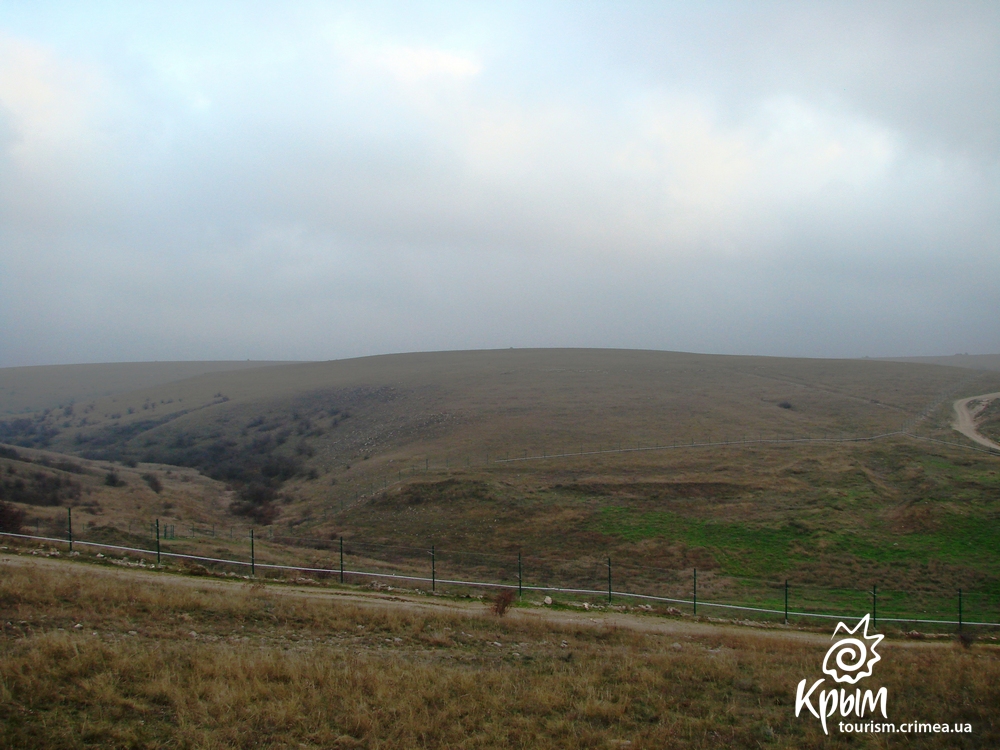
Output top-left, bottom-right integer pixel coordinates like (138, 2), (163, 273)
(0, 499), (24, 533)
(491, 589), (516, 617)
(141, 473), (163, 493)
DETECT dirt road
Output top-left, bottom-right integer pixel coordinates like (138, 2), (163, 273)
(953, 392), (1000, 450)
(0, 552), (956, 650)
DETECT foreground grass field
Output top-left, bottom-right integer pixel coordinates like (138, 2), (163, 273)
(2, 351), (1000, 746)
(2, 557), (998, 749)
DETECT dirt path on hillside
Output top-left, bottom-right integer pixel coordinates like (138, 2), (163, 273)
(952, 392), (1000, 450)
(0, 554), (962, 650)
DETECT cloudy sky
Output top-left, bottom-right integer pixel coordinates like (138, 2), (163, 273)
(1, 2), (997, 366)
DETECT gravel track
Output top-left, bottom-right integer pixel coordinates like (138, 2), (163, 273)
(952, 392), (1000, 450)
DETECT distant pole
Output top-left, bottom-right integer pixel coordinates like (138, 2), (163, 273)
(431, 545), (436, 592)
(67, 507), (72, 552)
(518, 552), (522, 599)
(784, 579), (789, 624)
(155, 519), (160, 566)
(607, 557), (612, 604)
(250, 528), (255, 577)
(872, 584), (877, 629)
(693, 568), (697, 615)
(339, 537), (344, 584)
(959, 588), (963, 632)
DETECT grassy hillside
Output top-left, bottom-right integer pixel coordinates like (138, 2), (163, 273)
(3, 349), (996, 481)
(3, 350), (1000, 746)
(0, 360), (294, 416)
(2, 349), (1000, 625)
(883, 354), (1000, 372)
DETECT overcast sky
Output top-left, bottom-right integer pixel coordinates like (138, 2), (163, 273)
(1, 2), (998, 367)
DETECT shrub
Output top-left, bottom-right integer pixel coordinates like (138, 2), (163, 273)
(958, 630), (977, 649)
(238, 483), (277, 505)
(229, 500), (280, 525)
(141, 473), (163, 493)
(229, 482), (282, 524)
(0, 472), (80, 506)
(104, 471), (125, 487)
(491, 589), (516, 617)
(0, 500), (24, 533)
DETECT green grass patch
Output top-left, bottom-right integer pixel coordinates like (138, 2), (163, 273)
(598, 506), (805, 577)
(599, 506), (1000, 588)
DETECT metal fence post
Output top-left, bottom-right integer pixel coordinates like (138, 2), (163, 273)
(872, 584), (877, 629)
(67, 507), (72, 552)
(431, 545), (436, 592)
(784, 579), (789, 624)
(250, 528), (255, 577)
(156, 519), (160, 566)
(693, 568), (697, 615)
(518, 552), (522, 599)
(340, 537), (344, 584)
(607, 557), (612, 604)
(959, 588), (963, 632)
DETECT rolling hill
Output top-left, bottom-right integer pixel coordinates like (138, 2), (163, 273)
(2, 349), (1000, 621)
(0, 360), (295, 416)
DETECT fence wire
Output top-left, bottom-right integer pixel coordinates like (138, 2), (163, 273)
(3, 530), (997, 629)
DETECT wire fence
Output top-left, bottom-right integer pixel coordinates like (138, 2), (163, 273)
(3, 528), (998, 631)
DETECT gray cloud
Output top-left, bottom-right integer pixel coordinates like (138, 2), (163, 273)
(0, 2), (997, 366)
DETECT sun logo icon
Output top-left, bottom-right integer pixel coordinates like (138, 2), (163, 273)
(821, 614), (884, 685)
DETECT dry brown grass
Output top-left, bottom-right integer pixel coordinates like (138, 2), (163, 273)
(2, 351), (1000, 651)
(5, 432), (1000, 625)
(2, 560), (999, 748)
(0, 360), (292, 416)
